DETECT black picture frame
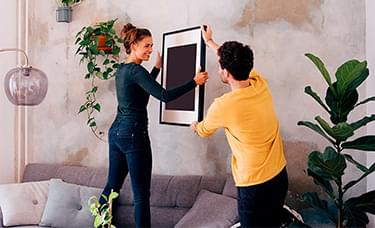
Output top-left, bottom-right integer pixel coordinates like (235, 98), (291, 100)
(159, 26), (206, 126)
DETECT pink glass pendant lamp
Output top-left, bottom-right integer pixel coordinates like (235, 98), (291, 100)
(0, 48), (48, 106)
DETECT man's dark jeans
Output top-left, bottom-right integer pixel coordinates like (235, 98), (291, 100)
(237, 167), (288, 227)
(100, 117), (152, 228)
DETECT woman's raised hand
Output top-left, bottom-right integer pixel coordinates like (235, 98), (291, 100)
(155, 51), (162, 69)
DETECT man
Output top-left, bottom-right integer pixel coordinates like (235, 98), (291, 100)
(191, 25), (288, 227)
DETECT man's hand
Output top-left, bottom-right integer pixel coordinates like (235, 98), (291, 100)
(190, 121), (198, 133)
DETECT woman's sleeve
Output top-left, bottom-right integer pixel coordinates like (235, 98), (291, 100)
(132, 66), (197, 102)
(149, 67), (160, 80)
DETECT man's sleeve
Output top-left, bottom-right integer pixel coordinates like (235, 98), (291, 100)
(196, 99), (224, 137)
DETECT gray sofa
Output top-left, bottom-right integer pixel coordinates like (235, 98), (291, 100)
(0, 163), (239, 228)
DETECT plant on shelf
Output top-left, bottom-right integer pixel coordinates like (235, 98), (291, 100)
(55, 0), (82, 23)
(75, 18), (122, 140)
(89, 190), (119, 228)
(298, 53), (375, 228)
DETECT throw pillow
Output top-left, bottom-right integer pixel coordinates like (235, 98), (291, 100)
(40, 179), (102, 228)
(175, 189), (238, 228)
(0, 180), (49, 226)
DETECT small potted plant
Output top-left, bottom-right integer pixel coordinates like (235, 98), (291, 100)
(56, 0), (82, 23)
(75, 18), (122, 140)
(89, 190), (119, 228)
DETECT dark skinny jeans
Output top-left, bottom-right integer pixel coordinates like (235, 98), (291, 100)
(237, 167), (288, 227)
(100, 117), (152, 228)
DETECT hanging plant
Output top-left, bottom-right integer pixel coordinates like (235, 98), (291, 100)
(75, 18), (122, 140)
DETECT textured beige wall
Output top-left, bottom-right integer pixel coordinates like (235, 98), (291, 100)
(0, 0), (17, 184)
(26, 0), (367, 195)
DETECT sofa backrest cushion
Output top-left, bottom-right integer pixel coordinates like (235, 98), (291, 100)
(22, 163), (226, 208)
(0, 180), (49, 226)
(40, 179), (101, 228)
(22, 163), (107, 188)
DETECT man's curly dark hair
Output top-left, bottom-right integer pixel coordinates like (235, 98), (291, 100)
(217, 41), (254, 81)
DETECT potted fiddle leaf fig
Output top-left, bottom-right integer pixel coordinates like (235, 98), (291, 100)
(75, 18), (122, 140)
(298, 53), (375, 228)
(56, 0), (81, 23)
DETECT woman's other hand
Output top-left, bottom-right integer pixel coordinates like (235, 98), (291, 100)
(155, 51), (162, 69)
(194, 70), (208, 85)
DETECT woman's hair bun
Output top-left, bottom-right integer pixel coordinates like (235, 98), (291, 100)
(122, 23), (136, 34)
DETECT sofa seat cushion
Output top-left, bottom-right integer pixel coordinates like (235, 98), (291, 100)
(175, 189), (239, 228)
(40, 179), (101, 228)
(0, 181), (49, 226)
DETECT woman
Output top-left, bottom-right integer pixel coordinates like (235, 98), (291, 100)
(100, 23), (208, 227)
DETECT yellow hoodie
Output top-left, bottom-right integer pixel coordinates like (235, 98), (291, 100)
(196, 70), (286, 186)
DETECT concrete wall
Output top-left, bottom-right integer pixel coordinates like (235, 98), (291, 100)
(0, 0), (17, 184)
(25, 0), (368, 196)
(366, 0), (375, 226)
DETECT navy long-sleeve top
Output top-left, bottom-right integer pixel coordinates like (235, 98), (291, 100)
(115, 63), (196, 121)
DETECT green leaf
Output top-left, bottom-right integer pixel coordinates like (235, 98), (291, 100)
(343, 190), (375, 227)
(87, 62), (95, 73)
(335, 60), (368, 97)
(91, 86), (98, 93)
(343, 154), (368, 172)
(307, 169), (334, 199)
(343, 162), (375, 192)
(75, 37), (81, 45)
(93, 103), (101, 112)
(342, 136), (375, 151)
(297, 121), (335, 144)
(103, 59), (110, 65)
(325, 82), (358, 124)
(315, 116), (335, 139)
(89, 121), (97, 127)
(78, 105), (86, 114)
(304, 86), (331, 114)
(112, 46), (121, 55)
(302, 192), (336, 223)
(94, 216), (102, 227)
(355, 96), (375, 107)
(308, 147), (346, 181)
(87, 117), (94, 125)
(305, 53), (337, 97)
(350, 114), (375, 131)
(79, 39), (90, 46)
(331, 122), (354, 142)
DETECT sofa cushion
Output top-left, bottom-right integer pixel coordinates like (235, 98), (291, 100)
(0, 181), (49, 226)
(175, 189), (238, 228)
(222, 173), (237, 199)
(40, 179), (102, 228)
